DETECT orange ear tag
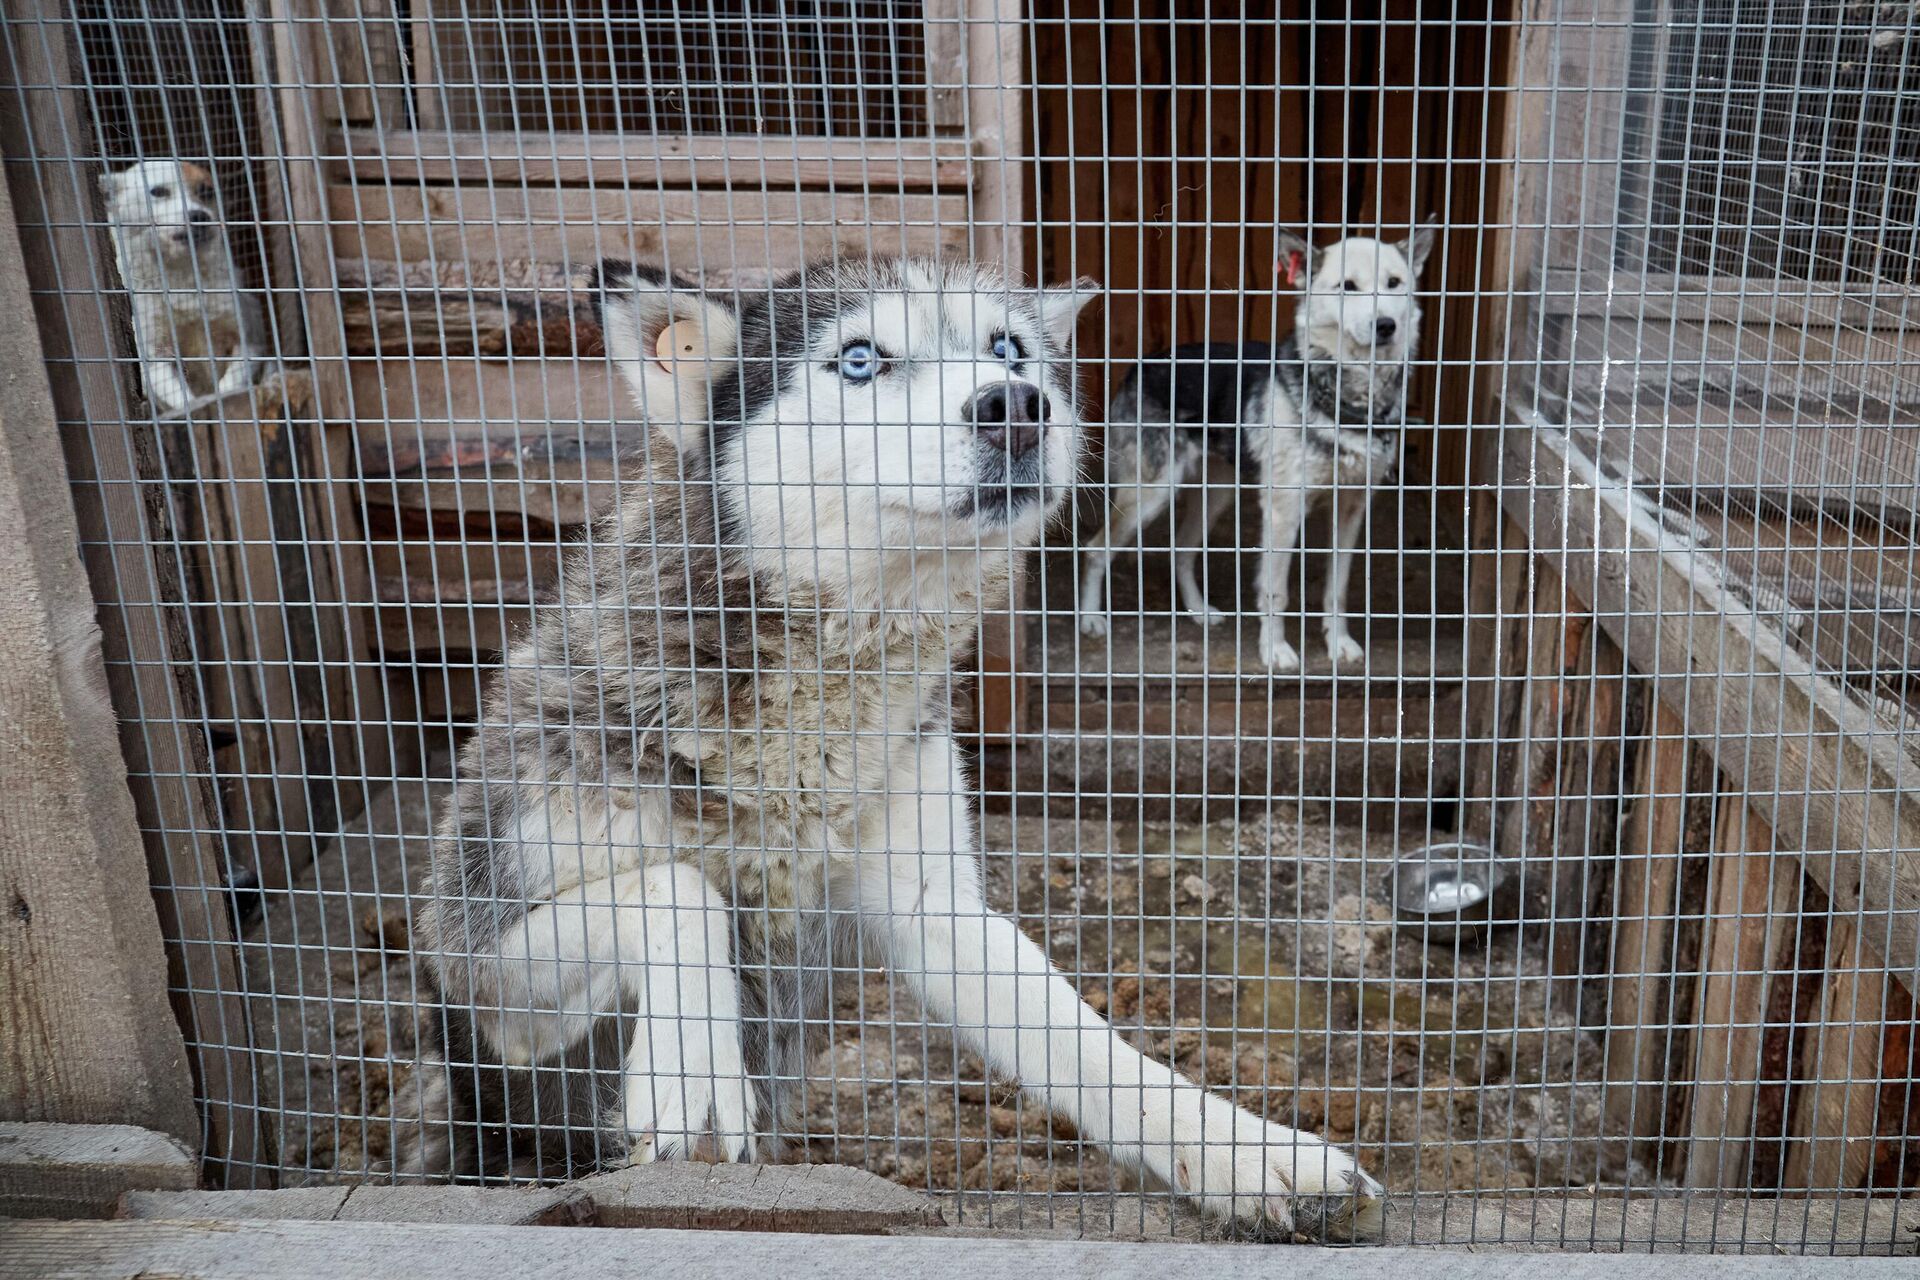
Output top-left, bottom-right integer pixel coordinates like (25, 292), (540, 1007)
(654, 319), (706, 373)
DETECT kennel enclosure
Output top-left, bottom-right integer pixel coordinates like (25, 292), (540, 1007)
(2, 0), (1917, 1251)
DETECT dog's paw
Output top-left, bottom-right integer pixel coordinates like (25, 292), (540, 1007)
(1185, 604), (1229, 629)
(1326, 633), (1367, 671)
(1259, 625), (1301, 673)
(1168, 1099), (1384, 1243)
(1078, 612), (1111, 639)
(623, 1020), (759, 1163)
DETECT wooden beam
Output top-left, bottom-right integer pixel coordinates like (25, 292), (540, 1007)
(1499, 420), (1920, 993)
(332, 128), (976, 190)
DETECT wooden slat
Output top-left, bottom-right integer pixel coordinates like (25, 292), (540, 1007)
(1501, 419), (1920, 993)
(1604, 698), (1690, 1143)
(329, 184), (972, 279)
(1780, 914), (1892, 1191)
(1682, 800), (1795, 1189)
(319, 0), (406, 128)
(333, 128), (976, 189)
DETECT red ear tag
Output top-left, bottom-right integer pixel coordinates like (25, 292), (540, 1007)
(1282, 249), (1306, 286)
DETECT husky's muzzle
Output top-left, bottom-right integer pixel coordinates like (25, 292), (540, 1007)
(961, 378), (1055, 521)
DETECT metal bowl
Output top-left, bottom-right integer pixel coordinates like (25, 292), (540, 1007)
(1385, 840), (1514, 941)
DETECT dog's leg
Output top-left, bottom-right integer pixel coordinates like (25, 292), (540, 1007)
(1173, 477), (1234, 627)
(859, 738), (1384, 1240)
(141, 358), (192, 417)
(1319, 492), (1371, 670)
(489, 863), (758, 1162)
(1255, 479), (1310, 673)
(1079, 479), (1172, 639)
(214, 353), (256, 398)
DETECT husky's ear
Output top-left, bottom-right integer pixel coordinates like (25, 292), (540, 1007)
(1035, 276), (1101, 347)
(1275, 230), (1317, 288)
(593, 259), (738, 447)
(1400, 219), (1439, 278)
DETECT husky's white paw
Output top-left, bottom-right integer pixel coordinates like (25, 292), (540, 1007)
(1162, 1093), (1384, 1241)
(623, 1017), (759, 1164)
(1259, 623), (1301, 673)
(1327, 633), (1367, 671)
(1079, 612), (1111, 639)
(1185, 604), (1229, 629)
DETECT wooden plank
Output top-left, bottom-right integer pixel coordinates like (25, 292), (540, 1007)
(329, 184), (972, 280)
(2, 2), (264, 1181)
(1499, 419), (1920, 993)
(1569, 422), (1920, 520)
(0, 177), (197, 1145)
(1682, 800), (1795, 1190)
(1603, 697), (1690, 1143)
(922, 0), (969, 131)
(1539, 270), (1920, 329)
(1780, 914), (1892, 1191)
(333, 128), (975, 189)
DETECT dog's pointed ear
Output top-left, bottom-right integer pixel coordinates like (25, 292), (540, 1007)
(593, 259), (737, 449)
(1035, 276), (1101, 346)
(1275, 231), (1316, 288)
(1401, 219), (1439, 278)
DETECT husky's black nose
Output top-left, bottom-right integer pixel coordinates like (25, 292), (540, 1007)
(1373, 316), (1398, 342)
(968, 382), (1049, 458)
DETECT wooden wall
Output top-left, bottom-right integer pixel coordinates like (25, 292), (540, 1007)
(1026, 0), (1512, 525)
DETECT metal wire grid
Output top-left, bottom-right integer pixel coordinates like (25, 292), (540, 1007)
(0, 0), (1915, 1251)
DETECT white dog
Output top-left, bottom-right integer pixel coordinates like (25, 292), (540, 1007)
(393, 256), (1384, 1241)
(100, 160), (264, 415)
(1079, 227), (1434, 672)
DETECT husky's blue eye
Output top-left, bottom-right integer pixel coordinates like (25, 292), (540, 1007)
(837, 341), (879, 382)
(991, 332), (1025, 363)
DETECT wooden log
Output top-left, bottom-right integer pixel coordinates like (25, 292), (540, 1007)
(1603, 697), (1690, 1144)
(1682, 800), (1796, 1190)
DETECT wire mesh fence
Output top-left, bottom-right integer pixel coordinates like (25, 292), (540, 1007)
(1, 0), (1916, 1251)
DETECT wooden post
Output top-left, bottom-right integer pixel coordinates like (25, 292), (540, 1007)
(1, 2), (266, 1183)
(0, 171), (197, 1148)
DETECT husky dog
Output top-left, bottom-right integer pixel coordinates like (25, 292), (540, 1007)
(1077, 228), (1434, 672)
(99, 160), (264, 415)
(393, 256), (1381, 1239)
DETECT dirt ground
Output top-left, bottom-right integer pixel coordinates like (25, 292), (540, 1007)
(241, 785), (1650, 1234)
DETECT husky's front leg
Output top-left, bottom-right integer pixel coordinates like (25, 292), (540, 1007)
(862, 739), (1384, 1239)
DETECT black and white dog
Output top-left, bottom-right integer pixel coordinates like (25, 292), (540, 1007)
(394, 257), (1383, 1240)
(1078, 228), (1434, 672)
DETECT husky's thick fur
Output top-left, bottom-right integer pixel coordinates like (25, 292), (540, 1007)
(99, 160), (264, 415)
(393, 256), (1382, 1239)
(1078, 228), (1434, 672)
